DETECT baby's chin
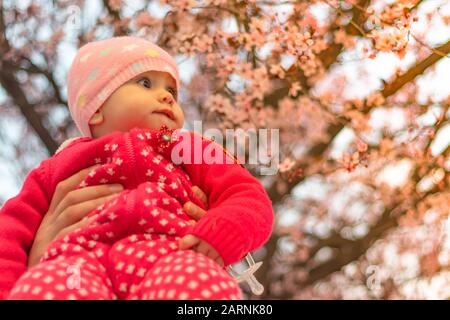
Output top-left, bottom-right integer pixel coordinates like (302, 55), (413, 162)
(140, 119), (183, 131)
(145, 114), (183, 130)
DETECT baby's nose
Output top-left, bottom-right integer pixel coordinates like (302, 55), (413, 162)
(159, 93), (174, 105)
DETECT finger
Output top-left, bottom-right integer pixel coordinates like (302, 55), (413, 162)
(196, 241), (212, 257)
(49, 165), (101, 214)
(192, 186), (208, 208)
(55, 214), (98, 240)
(54, 193), (121, 230)
(215, 257), (224, 267)
(179, 235), (201, 249)
(208, 250), (220, 261)
(179, 235), (200, 250)
(183, 201), (207, 221)
(52, 183), (123, 219)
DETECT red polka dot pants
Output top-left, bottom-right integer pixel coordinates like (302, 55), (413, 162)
(8, 246), (243, 300)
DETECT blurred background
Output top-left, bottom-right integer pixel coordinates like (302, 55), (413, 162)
(0, 0), (449, 299)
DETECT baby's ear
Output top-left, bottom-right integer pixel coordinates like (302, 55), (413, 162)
(88, 110), (104, 125)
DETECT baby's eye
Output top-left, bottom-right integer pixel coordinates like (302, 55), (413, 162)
(167, 87), (177, 97)
(137, 77), (152, 88)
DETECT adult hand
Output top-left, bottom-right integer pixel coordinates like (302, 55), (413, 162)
(28, 165), (124, 268)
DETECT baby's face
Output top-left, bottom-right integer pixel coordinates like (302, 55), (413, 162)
(90, 71), (184, 138)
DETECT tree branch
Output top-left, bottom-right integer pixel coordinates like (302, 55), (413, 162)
(102, 0), (130, 36)
(0, 4), (58, 154)
(0, 61), (59, 153)
(381, 40), (450, 97)
(17, 56), (66, 107)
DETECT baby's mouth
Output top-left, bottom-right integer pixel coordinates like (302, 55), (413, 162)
(153, 109), (175, 121)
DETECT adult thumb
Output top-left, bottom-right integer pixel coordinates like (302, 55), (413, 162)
(179, 234), (200, 250)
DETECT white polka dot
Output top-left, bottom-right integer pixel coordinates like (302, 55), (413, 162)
(198, 273), (209, 281)
(56, 270), (66, 277)
(164, 275), (173, 283)
(211, 284), (220, 292)
(210, 270), (218, 277)
(137, 268), (147, 277)
(178, 292), (189, 299)
(43, 276), (54, 284)
(79, 288), (88, 296)
(55, 284), (66, 291)
(44, 292), (55, 300)
(157, 289), (166, 299)
(119, 283), (127, 292)
(174, 265), (182, 271)
(201, 289), (211, 298)
(31, 286), (42, 295)
(130, 284), (138, 294)
(167, 289), (176, 299)
(188, 280), (198, 289)
(175, 276), (185, 284)
(186, 266), (196, 273)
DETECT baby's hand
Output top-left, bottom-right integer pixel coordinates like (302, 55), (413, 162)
(179, 234), (224, 267)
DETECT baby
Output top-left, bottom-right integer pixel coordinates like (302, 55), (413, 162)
(0, 36), (274, 300)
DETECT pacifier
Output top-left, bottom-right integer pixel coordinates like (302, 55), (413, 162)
(227, 253), (264, 295)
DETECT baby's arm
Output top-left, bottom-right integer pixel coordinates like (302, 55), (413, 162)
(0, 164), (49, 299)
(172, 131), (275, 267)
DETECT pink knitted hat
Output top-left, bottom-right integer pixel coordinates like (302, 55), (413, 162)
(67, 36), (180, 137)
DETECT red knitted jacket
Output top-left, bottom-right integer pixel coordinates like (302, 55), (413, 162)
(0, 128), (274, 299)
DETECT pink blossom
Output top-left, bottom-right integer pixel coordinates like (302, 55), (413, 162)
(269, 64), (285, 79)
(235, 92), (252, 111)
(356, 139), (368, 153)
(135, 12), (157, 29)
(108, 0), (121, 11)
(241, 31), (266, 51)
(237, 62), (253, 79)
(193, 34), (214, 53)
(221, 55), (238, 73)
(334, 29), (356, 49)
(289, 82), (302, 97)
(366, 92), (385, 107)
(337, 152), (360, 172)
(279, 157), (295, 173)
(205, 94), (233, 114)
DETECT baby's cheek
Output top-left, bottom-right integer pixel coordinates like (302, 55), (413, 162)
(114, 107), (145, 129)
(174, 107), (185, 129)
